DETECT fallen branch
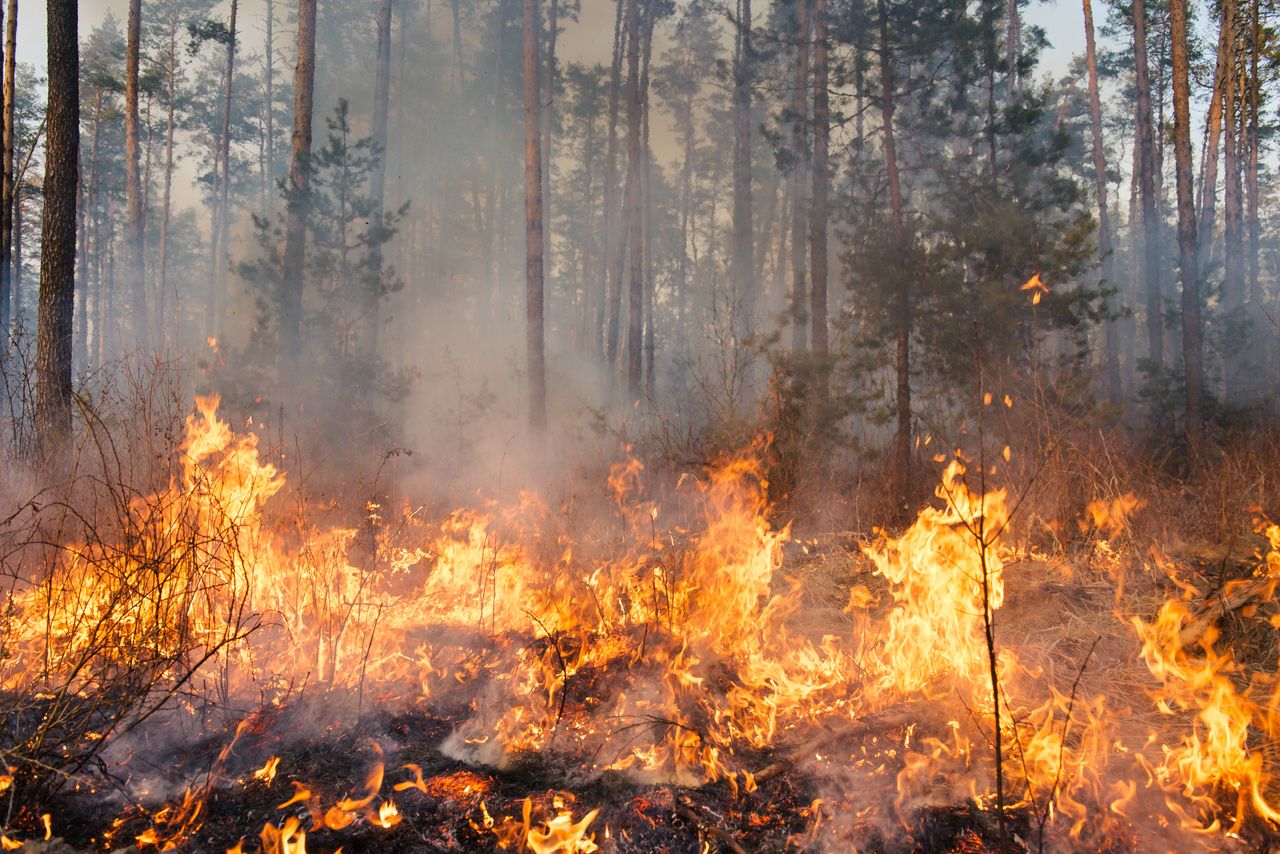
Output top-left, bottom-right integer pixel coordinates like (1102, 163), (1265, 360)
(1179, 575), (1279, 649)
(673, 803), (747, 854)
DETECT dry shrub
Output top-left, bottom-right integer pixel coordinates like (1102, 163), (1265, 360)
(0, 358), (262, 812)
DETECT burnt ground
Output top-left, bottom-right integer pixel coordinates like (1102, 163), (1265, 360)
(15, 697), (1049, 854)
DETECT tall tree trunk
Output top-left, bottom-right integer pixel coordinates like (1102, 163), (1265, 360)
(280, 0), (317, 374)
(1196, 2), (1230, 281)
(623, 0), (643, 399)
(208, 0), (238, 342)
(1083, 0), (1119, 404)
(77, 91), (100, 373)
(879, 0), (910, 509)
(1006, 0), (1019, 93)
(1223, 3), (1243, 400)
(603, 0), (626, 367)
(640, 0), (655, 396)
(264, 0), (275, 203)
(731, 0), (754, 353)
(482, 0), (508, 329)
(158, 17), (177, 347)
(523, 0), (546, 428)
(541, 0), (557, 310)
(1245, 0), (1259, 305)
(124, 0), (148, 350)
(789, 0), (809, 351)
(1170, 0), (1203, 448)
(9, 177), (17, 322)
(1133, 0), (1163, 369)
(36, 0), (79, 455)
(0, 0), (13, 334)
(366, 0), (393, 361)
(983, 0), (997, 183)
(677, 82), (695, 358)
(809, 0), (828, 360)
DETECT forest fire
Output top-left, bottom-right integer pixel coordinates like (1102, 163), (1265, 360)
(1, 0), (1274, 844)
(0, 398), (1278, 852)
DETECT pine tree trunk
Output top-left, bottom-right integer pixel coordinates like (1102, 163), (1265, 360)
(879, 0), (910, 508)
(77, 91), (100, 373)
(280, 0), (317, 373)
(1006, 0), (1019, 93)
(1082, 0), (1119, 404)
(1196, 3), (1230, 281)
(158, 18), (177, 347)
(1133, 0), (1163, 369)
(482, 0), (507, 329)
(124, 0), (148, 350)
(677, 81), (694, 358)
(1223, 3), (1243, 401)
(809, 0), (828, 360)
(623, 0), (643, 399)
(366, 0), (393, 361)
(789, 0), (809, 351)
(0, 0), (13, 334)
(1170, 0), (1203, 447)
(731, 0), (753, 350)
(523, 0), (546, 428)
(603, 0), (626, 367)
(1245, 0), (1259, 305)
(640, 1), (654, 396)
(36, 0), (79, 455)
(541, 0), (557, 302)
(208, 0), (238, 342)
(265, 0), (275, 202)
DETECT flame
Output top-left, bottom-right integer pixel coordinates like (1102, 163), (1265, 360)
(1081, 494), (1146, 538)
(260, 817), (306, 854)
(861, 460), (1009, 697)
(372, 800), (402, 828)
(487, 797), (599, 853)
(253, 757), (281, 785)
(14, 396), (1280, 847)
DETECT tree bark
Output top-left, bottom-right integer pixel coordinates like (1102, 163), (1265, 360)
(789, 0), (809, 351)
(603, 0), (626, 367)
(1170, 0), (1203, 447)
(36, 0), (78, 455)
(158, 14), (178, 347)
(1006, 0), (1019, 93)
(280, 0), (316, 374)
(1082, 0), (1119, 404)
(0, 0), (12, 334)
(731, 0), (754, 352)
(366, 0), (393, 361)
(541, 0), (557, 301)
(77, 90), (100, 372)
(879, 0), (910, 508)
(523, 0), (546, 428)
(124, 0), (148, 350)
(640, 2), (655, 396)
(208, 0), (238, 342)
(1133, 0), (1163, 369)
(675, 68), (695, 359)
(265, 0), (275, 203)
(809, 0), (828, 360)
(623, 0), (643, 399)
(1222, 0), (1243, 400)
(1196, 1), (1230, 282)
(1245, 0), (1259, 305)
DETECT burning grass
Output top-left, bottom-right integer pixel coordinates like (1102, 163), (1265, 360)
(4, 397), (1280, 851)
